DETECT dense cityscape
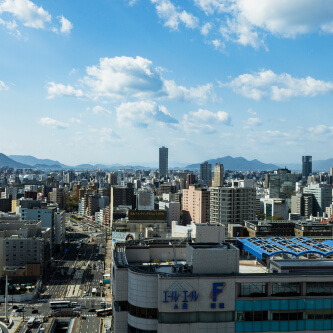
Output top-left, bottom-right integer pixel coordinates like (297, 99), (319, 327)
(2, 0), (333, 332)
(0, 149), (332, 332)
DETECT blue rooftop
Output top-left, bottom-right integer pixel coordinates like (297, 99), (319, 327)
(236, 237), (333, 260)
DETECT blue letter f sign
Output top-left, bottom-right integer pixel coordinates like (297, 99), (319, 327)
(212, 282), (224, 301)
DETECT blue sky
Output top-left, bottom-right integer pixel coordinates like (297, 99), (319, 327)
(1, 0), (333, 166)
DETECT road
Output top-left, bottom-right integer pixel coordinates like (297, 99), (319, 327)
(0, 215), (111, 333)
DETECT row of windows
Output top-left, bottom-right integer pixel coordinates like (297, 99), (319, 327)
(236, 298), (333, 311)
(158, 311), (234, 324)
(235, 319), (333, 332)
(236, 310), (332, 322)
(239, 282), (333, 297)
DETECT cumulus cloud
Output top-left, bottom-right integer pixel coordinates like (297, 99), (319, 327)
(0, 0), (72, 35)
(174, 0), (333, 49)
(116, 101), (178, 128)
(39, 117), (69, 129)
(224, 70), (333, 101)
(189, 108), (230, 124)
(182, 108), (231, 134)
(47, 82), (84, 99)
(58, 15), (73, 34)
(151, 0), (199, 30)
(48, 56), (215, 104)
(163, 80), (215, 104)
(0, 80), (9, 90)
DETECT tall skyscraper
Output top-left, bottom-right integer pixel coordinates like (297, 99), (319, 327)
(200, 161), (212, 185)
(159, 146), (168, 178)
(302, 156), (312, 178)
(213, 162), (224, 186)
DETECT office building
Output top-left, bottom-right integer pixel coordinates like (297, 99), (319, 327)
(302, 156), (312, 179)
(262, 198), (288, 220)
(210, 180), (256, 227)
(159, 146), (168, 178)
(159, 201), (181, 227)
(200, 161), (212, 186)
(304, 183), (332, 217)
(137, 190), (155, 210)
(111, 184), (135, 208)
(182, 185), (210, 225)
(113, 236), (333, 333)
(291, 193), (314, 218)
(213, 162), (224, 186)
(268, 168), (297, 199)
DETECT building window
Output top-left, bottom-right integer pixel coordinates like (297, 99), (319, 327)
(306, 282), (333, 296)
(239, 283), (267, 297)
(271, 282), (301, 297)
(128, 304), (158, 319)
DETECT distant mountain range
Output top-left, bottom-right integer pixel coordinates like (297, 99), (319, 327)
(186, 156), (280, 172)
(0, 153), (31, 169)
(1, 153), (333, 172)
(3, 154), (152, 170)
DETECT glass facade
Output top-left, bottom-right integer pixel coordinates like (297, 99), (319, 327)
(236, 298), (333, 332)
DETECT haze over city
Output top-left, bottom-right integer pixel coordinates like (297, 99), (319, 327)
(1, 0), (333, 165)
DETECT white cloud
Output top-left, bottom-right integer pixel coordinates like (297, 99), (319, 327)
(0, 80), (9, 90)
(193, 0), (333, 49)
(189, 108), (230, 124)
(0, 0), (51, 29)
(47, 82), (84, 99)
(116, 101), (178, 128)
(163, 80), (215, 104)
(308, 125), (333, 136)
(151, 0), (199, 30)
(0, 17), (17, 29)
(0, 0), (72, 35)
(201, 22), (212, 35)
(211, 38), (223, 49)
(91, 105), (112, 115)
(182, 108), (231, 134)
(244, 117), (262, 126)
(194, 0), (230, 15)
(58, 15), (73, 34)
(225, 70), (333, 101)
(49, 56), (214, 104)
(39, 117), (69, 129)
(82, 56), (164, 100)
(236, 0), (333, 37)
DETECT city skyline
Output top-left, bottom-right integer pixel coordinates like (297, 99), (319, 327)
(1, 1), (333, 165)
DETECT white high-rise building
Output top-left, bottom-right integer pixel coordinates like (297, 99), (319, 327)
(210, 180), (256, 227)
